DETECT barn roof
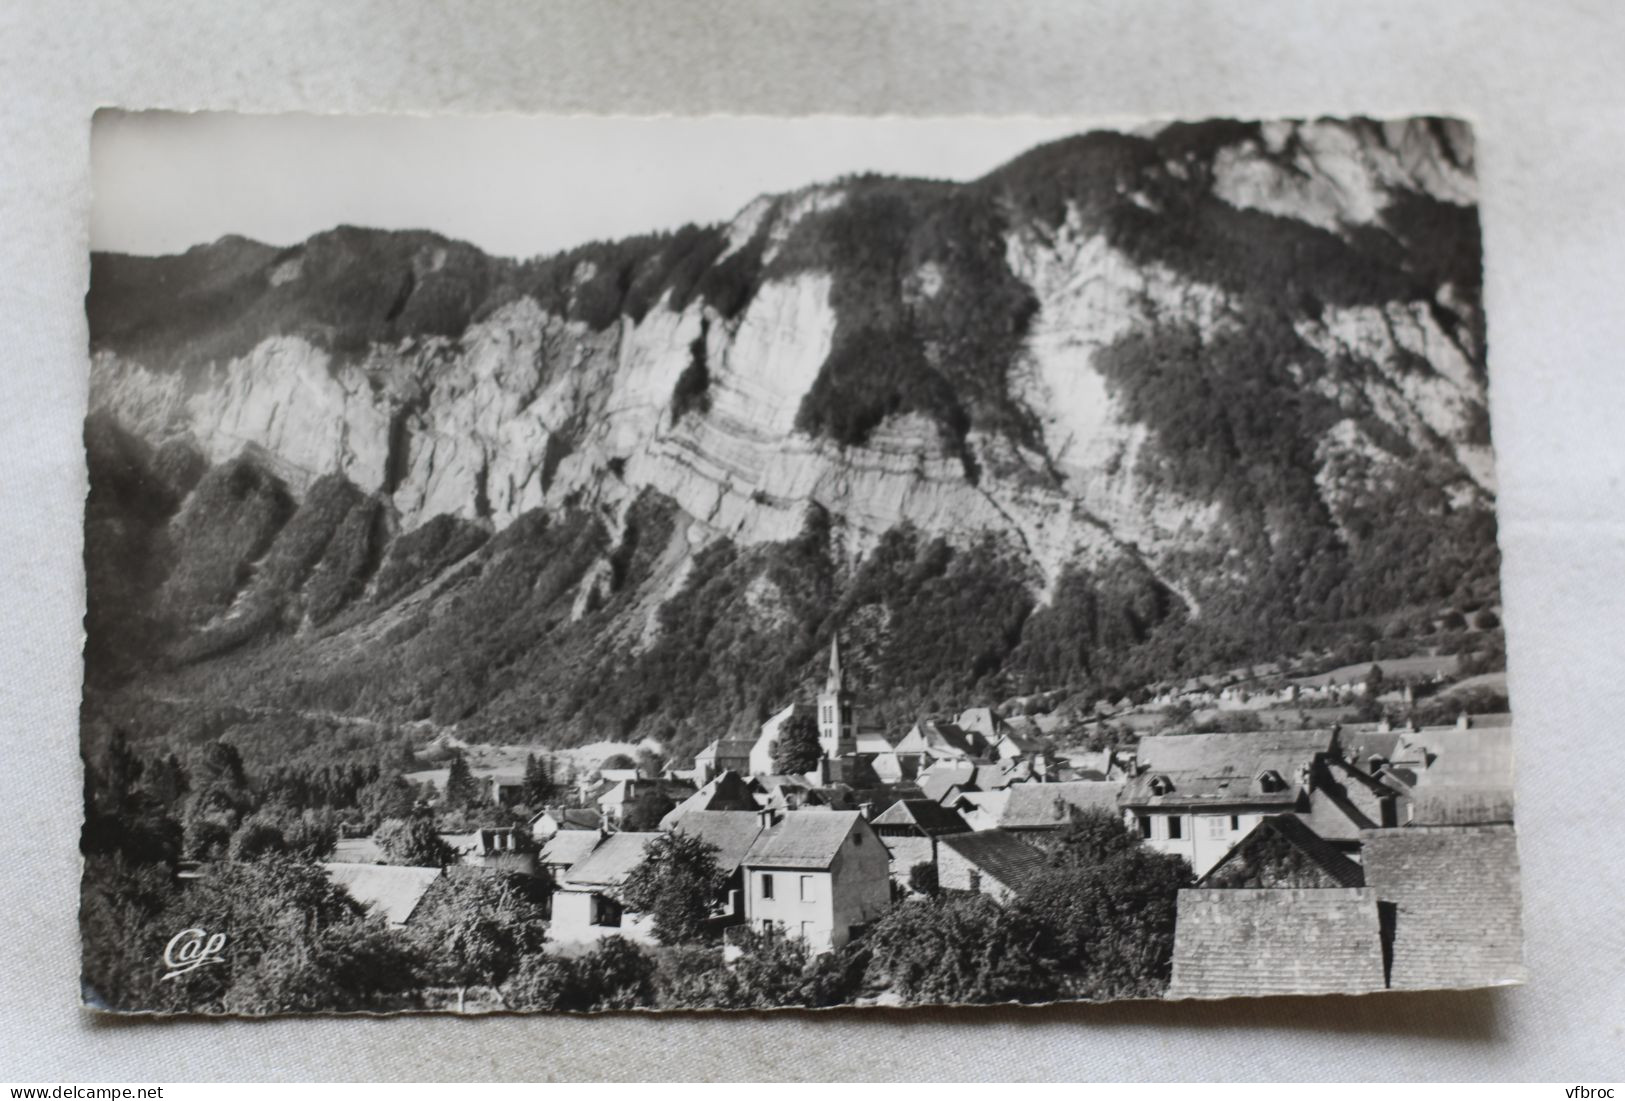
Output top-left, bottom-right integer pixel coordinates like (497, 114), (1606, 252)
(672, 810), (765, 873)
(560, 832), (662, 890)
(1398, 727), (1515, 788)
(696, 738), (757, 759)
(661, 770), (761, 828)
(1166, 888), (1387, 999)
(330, 836), (385, 864)
(538, 830), (601, 872)
(1408, 787), (1515, 825)
(999, 781), (1123, 829)
(919, 761), (976, 803)
(938, 830), (1046, 892)
(1123, 730), (1336, 806)
(744, 811), (863, 869)
(1361, 825), (1525, 990)
(872, 798), (970, 835)
(324, 863), (443, 925)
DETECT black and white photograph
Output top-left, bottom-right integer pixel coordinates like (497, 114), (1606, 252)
(79, 111), (1520, 1016)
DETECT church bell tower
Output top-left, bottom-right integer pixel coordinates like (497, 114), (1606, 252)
(816, 635), (857, 760)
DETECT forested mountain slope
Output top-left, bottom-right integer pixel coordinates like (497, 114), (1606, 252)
(84, 117), (1498, 762)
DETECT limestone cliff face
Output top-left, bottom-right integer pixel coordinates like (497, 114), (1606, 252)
(84, 117), (1497, 750)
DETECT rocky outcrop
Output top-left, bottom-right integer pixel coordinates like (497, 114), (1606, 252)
(84, 117), (1499, 751)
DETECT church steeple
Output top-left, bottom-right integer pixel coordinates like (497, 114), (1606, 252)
(816, 633), (856, 761)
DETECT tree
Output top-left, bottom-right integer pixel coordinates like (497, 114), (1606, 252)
(81, 731), (183, 867)
(636, 747), (665, 778)
(619, 787), (677, 832)
(599, 752), (637, 772)
(656, 935), (813, 1009)
(1365, 663), (1386, 698)
(569, 936), (657, 1010)
(411, 872), (549, 1012)
(620, 831), (726, 944)
(144, 752), (190, 808)
(181, 739), (254, 860)
(908, 861), (939, 897)
(1009, 808), (1192, 1000)
(357, 773), (418, 828)
(521, 753), (554, 806)
(376, 814), (452, 868)
(228, 813), (287, 861)
(864, 894), (1051, 1005)
(502, 936), (655, 1012)
(771, 712), (822, 774)
(148, 855), (427, 1014)
(442, 751), (485, 810)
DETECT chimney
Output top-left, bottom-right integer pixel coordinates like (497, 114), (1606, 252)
(858, 801), (874, 821)
(1456, 712), (1471, 730)
(1377, 717), (1392, 733)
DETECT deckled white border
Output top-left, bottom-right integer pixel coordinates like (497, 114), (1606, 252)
(4, 0), (1624, 1082)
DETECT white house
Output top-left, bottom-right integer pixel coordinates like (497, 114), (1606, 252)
(741, 810), (891, 952)
(1118, 729), (1338, 876)
(548, 831), (663, 947)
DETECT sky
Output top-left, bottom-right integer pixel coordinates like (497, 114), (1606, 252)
(90, 112), (1111, 259)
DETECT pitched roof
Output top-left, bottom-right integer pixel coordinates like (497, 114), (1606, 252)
(330, 836), (385, 864)
(969, 762), (1011, 791)
(1399, 727), (1515, 785)
(660, 770), (761, 828)
(1408, 786), (1515, 825)
(672, 810), (766, 873)
(1199, 815), (1365, 889)
(1342, 730), (1404, 765)
(908, 720), (982, 759)
(538, 830), (601, 871)
(938, 830), (1046, 892)
(696, 738), (756, 760)
(1166, 888), (1388, 999)
(952, 789), (1011, 824)
(919, 760), (976, 802)
(439, 831), (481, 856)
(743, 811), (862, 869)
(856, 732), (899, 754)
(872, 798), (971, 835)
(1361, 825), (1525, 990)
(999, 781), (1123, 829)
(956, 705), (998, 732)
(1298, 784), (1381, 841)
(528, 806), (603, 831)
(560, 831), (662, 890)
(324, 863), (443, 925)
(1123, 729), (1336, 806)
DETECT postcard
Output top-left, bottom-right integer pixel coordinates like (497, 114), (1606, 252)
(79, 112), (1519, 1014)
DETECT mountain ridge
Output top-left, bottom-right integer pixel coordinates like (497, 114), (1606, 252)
(83, 117), (1500, 762)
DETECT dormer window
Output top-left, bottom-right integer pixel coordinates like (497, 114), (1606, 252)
(1256, 770), (1285, 794)
(1148, 775), (1173, 796)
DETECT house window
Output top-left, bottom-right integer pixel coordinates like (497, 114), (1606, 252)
(592, 896), (623, 928)
(800, 875), (814, 901)
(968, 870), (982, 893)
(1230, 815), (1241, 830)
(761, 873), (774, 899)
(1206, 816), (1227, 839)
(1167, 815), (1183, 840)
(1137, 815), (1152, 839)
